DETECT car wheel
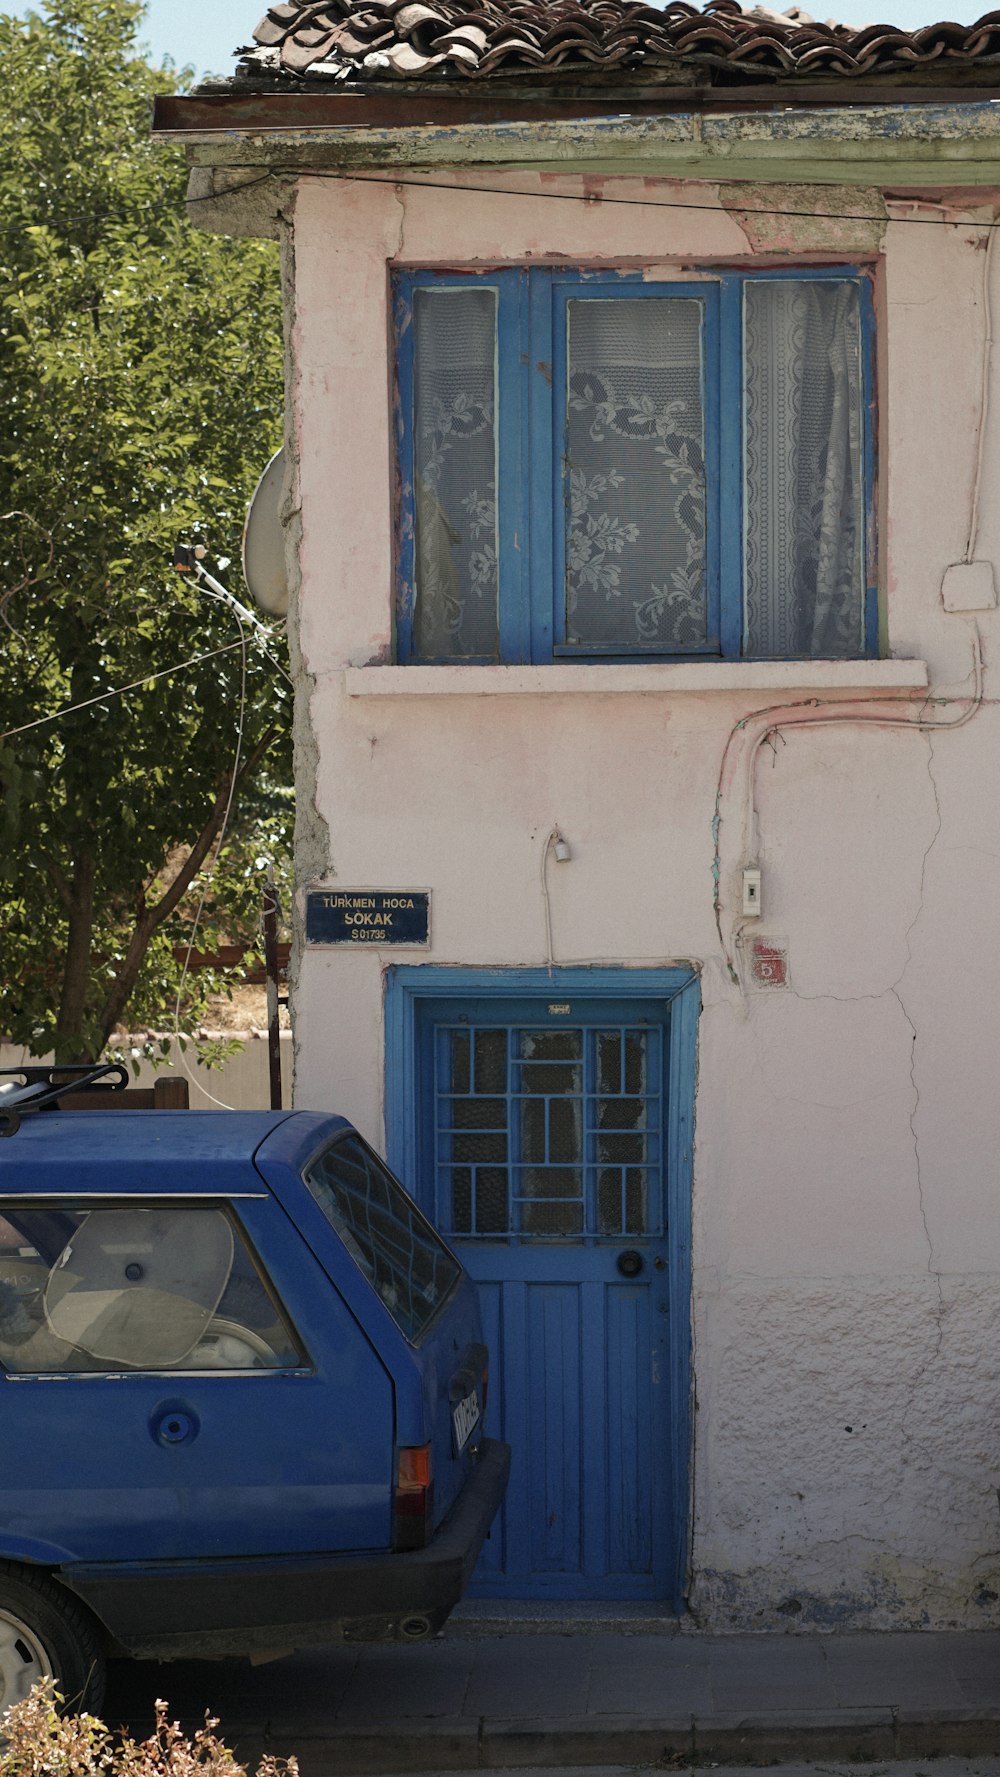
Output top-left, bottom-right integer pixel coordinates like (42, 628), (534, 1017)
(0, 1563), (105, 1721)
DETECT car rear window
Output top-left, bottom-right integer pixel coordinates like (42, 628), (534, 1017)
(303, 1135), (461, 1343)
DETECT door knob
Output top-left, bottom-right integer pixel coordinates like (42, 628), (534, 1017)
(616, 1250), (644, 1278)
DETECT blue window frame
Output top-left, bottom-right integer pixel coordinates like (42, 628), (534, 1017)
(393, 265), (876, 665)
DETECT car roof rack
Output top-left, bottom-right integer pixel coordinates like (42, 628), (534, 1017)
(0, 1062), (130, 1139)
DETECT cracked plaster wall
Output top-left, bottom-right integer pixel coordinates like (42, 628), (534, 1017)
(286, 169), (1000, 1628)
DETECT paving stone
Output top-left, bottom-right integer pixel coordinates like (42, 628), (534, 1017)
(289, 1723), (480, 1776)
(99, 1627), (1000, 1776)
(478, 1713), (695, 1768)
(823, 1632), (968, 1709)
(586, 1661), (713, 1715)
(463, 1639), (592, 1717)
(336, 1642), (476, 1721)
(693, 1707), (897, 1764)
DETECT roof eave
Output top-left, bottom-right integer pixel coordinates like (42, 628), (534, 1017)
(152, 91), (1000, 188)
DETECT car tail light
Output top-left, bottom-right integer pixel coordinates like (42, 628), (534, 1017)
(393, 1443), (434, 1551)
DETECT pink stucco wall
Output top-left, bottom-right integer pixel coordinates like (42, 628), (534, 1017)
(287, 169), (1000, 1628)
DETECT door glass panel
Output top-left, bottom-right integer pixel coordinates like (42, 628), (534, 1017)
(515, 1030), (583, 1235)
(565, 297), (707, 651)
(474, 1027), (508, 1093)
(439, 1028), (510, 1235)
(435, 1020), (663, 1240)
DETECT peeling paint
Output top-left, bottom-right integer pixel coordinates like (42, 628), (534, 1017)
(171, 100), (1000, 190)
(718, 180), (885, 255)
(280, 202), (335, 1103)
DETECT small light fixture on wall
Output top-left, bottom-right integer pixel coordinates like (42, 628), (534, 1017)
(552, 828), (572, 863)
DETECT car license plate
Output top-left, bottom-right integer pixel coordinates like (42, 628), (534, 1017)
(452, 1388), (480, 1454)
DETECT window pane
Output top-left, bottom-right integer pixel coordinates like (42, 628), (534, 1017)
(305, 1134), (461, 1342)
(413, 286), (499, 661)
(565, 297), (707, 651)
(743, 280), (865, 659)
(0, 1207), (303, 1373)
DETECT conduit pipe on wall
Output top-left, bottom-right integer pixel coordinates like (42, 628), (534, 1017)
(712, 624), (984, 984)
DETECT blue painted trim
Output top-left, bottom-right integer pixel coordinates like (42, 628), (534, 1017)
(550, 274), (570, 655)
(859, 273), (879, 659)
(530, 269), (556, 664)
(392, 265), (878, 666)
(700, 286), (722, 657)
(393, 279), (416, 666)
(496, 269), (527, 664)
(665, 973), (699, 1609)
(719, 278), (744, 661)
(384, 962), (699, 1610)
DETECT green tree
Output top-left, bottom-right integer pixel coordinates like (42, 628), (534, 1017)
(0, 0), (289, 1064)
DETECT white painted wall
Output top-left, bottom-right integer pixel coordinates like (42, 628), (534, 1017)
(286, 169), (1000, 1628)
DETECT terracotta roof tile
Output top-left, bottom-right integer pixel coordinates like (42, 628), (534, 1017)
(240, 0), (1000, 82)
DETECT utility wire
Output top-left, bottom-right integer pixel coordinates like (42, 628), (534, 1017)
(284, 166), (1000, 230)
(0, 171), (275, 242)
(1, 166), (998, 243)
(0, 637), (251, 744)
(170, 608), (250, 1113)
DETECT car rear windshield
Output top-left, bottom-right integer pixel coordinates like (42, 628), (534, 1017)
(303, 1135), (461, 1343)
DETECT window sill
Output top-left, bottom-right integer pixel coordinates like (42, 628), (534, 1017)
(344, 661), (929, 698)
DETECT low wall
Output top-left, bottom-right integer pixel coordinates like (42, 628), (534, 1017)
(0, 1035), (293, 1113)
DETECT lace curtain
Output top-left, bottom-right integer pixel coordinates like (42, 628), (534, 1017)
(413, 286), (499, 660)
(409, 279), (864, 662)
(565, 298), (707, 650)
(744, 280), (864, 658)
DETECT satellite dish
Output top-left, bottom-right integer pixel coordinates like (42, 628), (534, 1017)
(243, 448), (288, 617)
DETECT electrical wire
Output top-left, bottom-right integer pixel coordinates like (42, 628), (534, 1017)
(192, 563), (294, 687)
(286, 167), (1000, 231)
(966, 221), (996, 564)
(170, 608), (250, 1112)
(540, 826), (559, 974)
(712, 624), (985, 984)
(2, 166), (998, 246)
(0, 638), (249, 744)
(0, 171), (276, 241)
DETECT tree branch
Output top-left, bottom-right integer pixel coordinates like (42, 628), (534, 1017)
(95, 724), (278, 1046)
(55, 848), (96, 1062)
(46, 859), (72, 911)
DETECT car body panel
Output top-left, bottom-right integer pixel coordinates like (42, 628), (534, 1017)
(0, 1105), (509, 1651)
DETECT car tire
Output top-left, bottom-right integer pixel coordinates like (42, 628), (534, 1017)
(0, 1562), (106, 1720)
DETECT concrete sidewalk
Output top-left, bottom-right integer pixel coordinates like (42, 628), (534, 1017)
(103, 1626), (1000, 1775)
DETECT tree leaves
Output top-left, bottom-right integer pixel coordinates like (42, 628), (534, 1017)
(0, 0), (289, 1062)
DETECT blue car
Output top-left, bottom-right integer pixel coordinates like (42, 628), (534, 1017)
(0, 1067), (509, 1718)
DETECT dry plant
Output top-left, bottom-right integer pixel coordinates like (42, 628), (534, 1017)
(0, 1682), (298, 1777)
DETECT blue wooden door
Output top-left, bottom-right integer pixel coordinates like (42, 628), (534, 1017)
(415, 994), (678, 1601)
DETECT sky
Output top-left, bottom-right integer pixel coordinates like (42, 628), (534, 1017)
(3, 0), (991, 79)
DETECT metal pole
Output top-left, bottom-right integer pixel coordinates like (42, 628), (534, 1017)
(263, 868), (282, 1112)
